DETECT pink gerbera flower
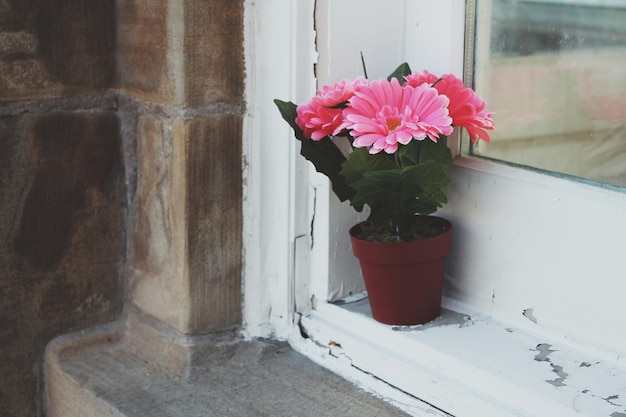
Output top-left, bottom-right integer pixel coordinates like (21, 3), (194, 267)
(343, 77), (453, 154)
(406, 71), (495, 143)
(296, 77), (368, 140)
(404, 70), (439, 88)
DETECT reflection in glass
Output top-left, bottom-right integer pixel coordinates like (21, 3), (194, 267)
(471, 0), (626, 187)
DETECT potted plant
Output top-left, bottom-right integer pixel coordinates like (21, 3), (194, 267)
(274, 63), (494, 325)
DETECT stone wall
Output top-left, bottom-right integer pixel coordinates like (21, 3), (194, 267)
(0, 0), (244, 415)
(117, 0), (244, 336)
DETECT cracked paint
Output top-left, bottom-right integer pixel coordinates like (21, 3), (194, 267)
(392, 309), (472, 331)
(310, 186), (317, 249)
(327, 340), (347, 361)
(533, 343), (556, 362)
(533, 344), (569, 386)
(547, 364), (568, 387)
(606, 395), (621, 406)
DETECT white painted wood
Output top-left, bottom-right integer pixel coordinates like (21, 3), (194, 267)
(242, 0), (317, 339)
(440, 156), (626, 358)
(298, 299), (626, 417)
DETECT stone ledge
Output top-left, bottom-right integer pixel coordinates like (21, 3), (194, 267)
(44, 311), (410, 417)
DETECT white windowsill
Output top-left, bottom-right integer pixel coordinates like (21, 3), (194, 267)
(297, 297), (626, 417)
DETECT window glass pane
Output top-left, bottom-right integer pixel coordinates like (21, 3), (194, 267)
(470, 0), (626, 187)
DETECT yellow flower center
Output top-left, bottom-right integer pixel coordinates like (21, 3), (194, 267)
(387, 118), (401, 131)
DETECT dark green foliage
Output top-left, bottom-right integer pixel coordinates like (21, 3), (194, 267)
(341, 140), (452, 237)
(386, 62), (412, 83)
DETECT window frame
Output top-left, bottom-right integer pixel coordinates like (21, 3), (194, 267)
(243, 0), (626, 374)
(465, 0), (626, 187)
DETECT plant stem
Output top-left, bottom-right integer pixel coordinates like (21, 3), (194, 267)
(360, 52), (369, 79)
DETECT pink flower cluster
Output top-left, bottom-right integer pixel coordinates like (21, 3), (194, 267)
(405, 70), (495, 143)
(295, 77), (368, 140)
(295, 71), (494, 154)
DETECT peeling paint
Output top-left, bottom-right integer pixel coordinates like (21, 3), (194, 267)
(328, 340), (345, 359)
(523, 308), (538, 324)
(547, 364), (568, 387)
(606, 395), (621, 406)
(392, 309), (472, 331)
(303, 300), (626, 417)
(332, 292), (367, 305)
(610, 412), (626, 417)
(533, 344), (569, 386)
(533, 343), (556, 362)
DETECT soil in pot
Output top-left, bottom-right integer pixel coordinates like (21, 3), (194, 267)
(351, 215), (451, 243)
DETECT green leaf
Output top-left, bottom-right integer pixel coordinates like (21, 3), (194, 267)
(340, 148), (397, 187)
(273, 99), (307, 141)
(417, 137), (453, 168)
(397, 138), (453, 168)
(274, 99), (355, 202)
(349, 163), (449, 215)
(387, 62), (412, 84)
(348, 160), (452, 235)
(340, 148), (397, 212)
(397, 140), (421, 166)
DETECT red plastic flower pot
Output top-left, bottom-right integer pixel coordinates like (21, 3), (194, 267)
(349, 216), (453, 325)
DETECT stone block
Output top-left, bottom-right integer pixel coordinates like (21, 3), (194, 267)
(35, 0), (116, 89)
(0, 111), (126, 417)
(0, 31), (37, 54)
(183, 0), (244, 107)
(117, 0), (244, 107)
(14, 112), (123, 269)
(0, 28), (63, 100)
(131, 114), (242, 335)
(0, 0), (116, 100)
(131, 113), (190, 330)
(116, 0), (175, 103)
(186, 115), (243, 333)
